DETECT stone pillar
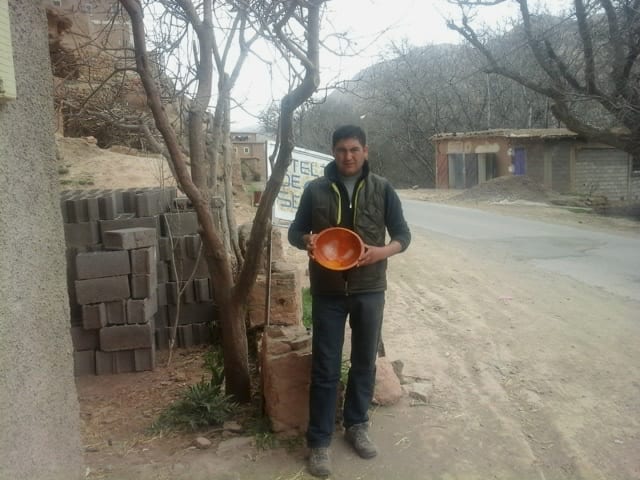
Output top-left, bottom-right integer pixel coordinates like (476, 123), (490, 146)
(0, 2), (84, 479)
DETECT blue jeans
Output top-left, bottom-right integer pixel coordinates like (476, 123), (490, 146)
(306, 292), (385, 448)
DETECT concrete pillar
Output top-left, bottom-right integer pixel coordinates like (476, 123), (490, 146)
(0, 2), (84, 479)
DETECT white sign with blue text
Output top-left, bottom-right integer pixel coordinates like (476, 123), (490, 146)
(267, 141), (333, 222)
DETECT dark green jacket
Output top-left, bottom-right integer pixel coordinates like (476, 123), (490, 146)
(288, 161), (411, 295)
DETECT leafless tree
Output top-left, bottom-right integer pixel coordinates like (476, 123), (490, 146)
(119, 0), (322, 402)
(447, 0), (640, 157)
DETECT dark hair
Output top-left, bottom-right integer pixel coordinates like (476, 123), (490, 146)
(332, 125), (366, 148)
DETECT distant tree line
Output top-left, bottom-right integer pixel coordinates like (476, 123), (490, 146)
(260, 1), (639, 188)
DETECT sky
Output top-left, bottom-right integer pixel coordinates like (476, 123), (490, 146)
(230, 0), (526, 129)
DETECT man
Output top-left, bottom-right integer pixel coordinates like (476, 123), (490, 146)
(288, 125), (411, 477)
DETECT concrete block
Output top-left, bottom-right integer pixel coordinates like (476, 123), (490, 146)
(81, 303), (107, 329)
(184, 234), (201, 258)
(157, 261), (169, 283)
(95, 350), (115, 375)
(73, 350), (96, 377)
(171, 256), (209, 281)
(166, 281), (178, 305)
(134, 347), (156, 372)
(180, 281), (196, 303)
(157, 283), (168, 306)
(122, 189), (138, 213)
(104, 227), (157, 250)
(98, 216), (159, 239)
(127, 294), (157, 324)
(161, 211), (199, 236)
(70, 326), (99, 351)
(130, 246), (157, 274)
(136, 190), (166, 217)
(105, 300), (127, 325)
(64, 221), (100, 247)
(75, 250), (131, 279)
(86, 196), (100, 221)
(99, 323), (154, 351)
(155, 327), (175, 350)
(131, 274), (157, 299)
(75, 275), (130, 305)
(115, 350), (135, 373)
(156, 306), (169, 328)
(193, 322), (213, 345)
(169, 302), (217, 325)
(178, 325), (194, 348)
(98, 193), (117, 220)
(158, 236), (171, 261)
(194, 278), (212, 302)
(65, 198), (89, 223)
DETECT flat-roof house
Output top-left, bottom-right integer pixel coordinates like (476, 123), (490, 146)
(431, 129), (640, 201)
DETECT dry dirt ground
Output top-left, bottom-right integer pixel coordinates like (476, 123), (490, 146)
(58, 138), (640, 479)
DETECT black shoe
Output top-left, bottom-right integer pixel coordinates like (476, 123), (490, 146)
(308, 447), (332, 478)
(345, 423), (378, 459)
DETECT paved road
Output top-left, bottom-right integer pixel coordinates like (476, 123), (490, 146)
(401, 199), (640, 301)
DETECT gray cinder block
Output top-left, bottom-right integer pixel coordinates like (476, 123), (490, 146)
(134, 347), (156, 372)
(103, 227), (157, 250)
(64, 222), (100, 247)
(127, 295), (158, 324)
(194, 278), (212, 302)
(130, 246), (157, 274)
(131, 274), (157, 299)
(99, 324), (154, 352)
(98, 216), (159, 239)
(73, 350), (96, 377)
(105, 300), (127, 325)
(75, 275), (130, 305)
(70, 326), (99, 351)
(161, 212), (199, 237)
(75, 250), (131, 279)
(81, 303), (107, 329)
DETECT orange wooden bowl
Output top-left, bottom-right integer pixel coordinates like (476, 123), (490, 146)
(313, 227), (364, 271)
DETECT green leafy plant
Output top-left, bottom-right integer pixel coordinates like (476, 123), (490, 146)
(302, 287), (312, 328)
(151, 347), (237, 433)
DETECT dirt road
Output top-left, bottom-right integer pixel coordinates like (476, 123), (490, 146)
(88, 200), (639, 480)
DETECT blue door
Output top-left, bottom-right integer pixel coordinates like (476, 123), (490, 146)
(514, 148), (526, 175)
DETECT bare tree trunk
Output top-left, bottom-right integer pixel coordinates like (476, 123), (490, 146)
(120, 0), (251, 402)
(222, 85), (242, 264)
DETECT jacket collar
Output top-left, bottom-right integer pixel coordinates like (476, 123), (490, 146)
(324, 160), (370, 182)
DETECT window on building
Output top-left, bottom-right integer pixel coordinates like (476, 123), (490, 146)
(52, 0), (62, 6)
(243, 146), (250, 154)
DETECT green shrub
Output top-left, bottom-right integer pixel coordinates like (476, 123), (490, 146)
(151, 347), (237, 433)
(302, 287), (312, 328)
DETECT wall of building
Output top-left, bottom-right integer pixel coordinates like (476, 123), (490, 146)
(0, 2), (84, 479)
(575, 147), (632, 200)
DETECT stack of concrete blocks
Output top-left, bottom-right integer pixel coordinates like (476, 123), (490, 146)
(74, 228), (158, 375)
(242, 224), (311, 435)
(155, 210), (215, 351)
(60, 187), (217, 376)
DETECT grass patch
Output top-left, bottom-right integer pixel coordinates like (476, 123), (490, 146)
(302, 287), (312, 328)
(150, 347), (237, 433)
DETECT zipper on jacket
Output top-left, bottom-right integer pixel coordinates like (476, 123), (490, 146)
(331, 183), (342, 224)
(352, 180), (365, 225)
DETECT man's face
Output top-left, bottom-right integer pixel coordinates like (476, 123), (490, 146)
(333, 137), (368, 177)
